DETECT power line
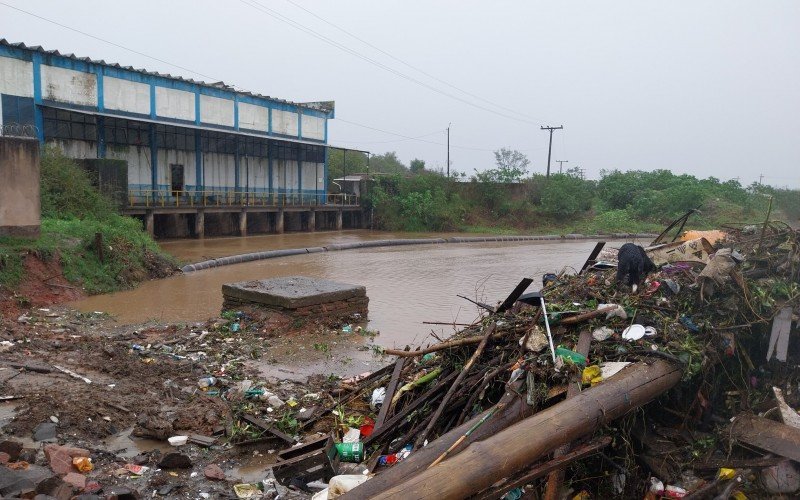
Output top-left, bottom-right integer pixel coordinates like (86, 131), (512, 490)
(237, 0), (539, 126)
(335, 118), (541, 153)
(282, 0), (537, 122)
(0, 1), (222, 82)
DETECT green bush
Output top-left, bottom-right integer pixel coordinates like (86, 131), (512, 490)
(40, 146), (115, 220)
(538, 172), (593, 218)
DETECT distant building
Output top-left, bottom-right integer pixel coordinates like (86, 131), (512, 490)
(0, 39), (334, 203)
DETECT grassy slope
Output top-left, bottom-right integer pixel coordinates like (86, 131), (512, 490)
(0, 148), (175, 295)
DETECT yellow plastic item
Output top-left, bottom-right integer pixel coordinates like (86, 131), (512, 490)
(72, 456), (93, 472)
(581, 365), (602, 385)
(572, 491), (591, 500)
(718, 467), (736, 480)
(731, 491), (748, 500)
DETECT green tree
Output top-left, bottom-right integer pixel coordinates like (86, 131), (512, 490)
(327, 149), (368, 184)
(491, 148), (530, 182)
(369, 152), (409, 174)
(539, 170), (594, 218)
(409, 158), (426, 174)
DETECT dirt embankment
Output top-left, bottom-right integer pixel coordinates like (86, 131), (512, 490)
(0, 253), (85, 320)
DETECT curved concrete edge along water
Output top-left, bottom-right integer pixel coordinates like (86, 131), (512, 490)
(179, 232), (659, 273)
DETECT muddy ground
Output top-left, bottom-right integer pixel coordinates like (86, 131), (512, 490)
(0, 300), (385, 499)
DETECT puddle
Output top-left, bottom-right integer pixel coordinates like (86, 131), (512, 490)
(101, 426), (174, 458)
(228, 453), (278, 483)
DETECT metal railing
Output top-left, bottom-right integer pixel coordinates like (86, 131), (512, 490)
(126, 190), (359, 208)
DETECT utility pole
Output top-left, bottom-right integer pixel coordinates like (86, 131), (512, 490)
(446, 123), (451, 178)
(556, 160), (569, 174)
(540, 125), (563, 178)
(758, 173), (764, 185)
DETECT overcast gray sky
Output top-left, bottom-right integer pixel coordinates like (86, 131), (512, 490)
(2, 0), (798, 187)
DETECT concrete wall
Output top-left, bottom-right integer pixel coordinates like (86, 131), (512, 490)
(0, 137), (40, 237)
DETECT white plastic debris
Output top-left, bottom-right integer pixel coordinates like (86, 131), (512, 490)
(342, 427), (361, 444)
(599, 303), (627, 320)
(168, 436), (188, 446)
(622, 324), (646, 341)
(370, 387), (386, 410)
(592, 327), (615, 341)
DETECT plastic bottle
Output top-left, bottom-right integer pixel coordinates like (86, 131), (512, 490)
(198, 376), (217, 388)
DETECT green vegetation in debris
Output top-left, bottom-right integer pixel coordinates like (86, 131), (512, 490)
(0, 147), (175, 294)
(357, 147), (796, 234)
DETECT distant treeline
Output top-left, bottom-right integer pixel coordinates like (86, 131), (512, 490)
(335, 147), (797, 233)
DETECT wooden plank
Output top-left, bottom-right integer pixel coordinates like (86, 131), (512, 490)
(579, 242), (606, 273)
(364, 370), (458, 446)
(375, 358), (406, 429)
(242, 414), (295, 444)
(495, 278), (534, 313)
(188, 434), (216, 447)
(730, 414), (800, 462)
(544, 329), (593, 500)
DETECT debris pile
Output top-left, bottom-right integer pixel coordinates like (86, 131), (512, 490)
(304, 221), (800, 499)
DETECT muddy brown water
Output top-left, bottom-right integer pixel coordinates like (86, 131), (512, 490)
(71, 231), (628, 347)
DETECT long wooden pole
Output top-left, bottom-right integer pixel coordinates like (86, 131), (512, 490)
(371, 359), (682, 500)
(382, 329), (505, 357)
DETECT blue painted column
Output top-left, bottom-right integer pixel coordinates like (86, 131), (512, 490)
(96, 67), (105, 158)
(31, 52), (44, 143)
(234, 138), (240, 198)
(297, 110), (302, 139)
(323, 144), (329, 194)
(195, 129), (202, 200)
(149, 124), (158, 192)
(268, 156), (273, 196)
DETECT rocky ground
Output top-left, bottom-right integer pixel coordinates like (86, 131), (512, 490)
(0, 302), (383, 499)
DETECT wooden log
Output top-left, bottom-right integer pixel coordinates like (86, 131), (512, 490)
(414, 324), (496, 449)
(474, 436), (612, 500)
(367, 358), (682, 500)
(382, 329), (506, 357)
(557, 305), (617, 325)
(344, 380), (535, 499)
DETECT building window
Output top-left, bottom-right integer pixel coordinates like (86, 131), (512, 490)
(156, 124), (194, 151)
(1, 95), (35, 128)
(240, 136), (268, 157)
(105, 117), (149, 146)
(201, 130), (236, 154)
(269, 140), (299, 161)
(42, 108), (97, 141)
(299, 144), (324, 163)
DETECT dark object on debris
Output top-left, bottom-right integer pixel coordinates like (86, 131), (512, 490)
(157, 452), (192, 469)
(616, 243), (656, 291)
(32, 422), (57, 442)
(131, 412), (173, 441)
(730, 414), (800, 462)
(651, 208), (700, 245)
(271, 434), (339, 487)
(156, 484), (178, 496)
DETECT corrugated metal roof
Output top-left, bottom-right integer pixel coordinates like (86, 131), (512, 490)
(0, 39), (333, 113)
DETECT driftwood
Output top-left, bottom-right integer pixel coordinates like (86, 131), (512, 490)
(375, 358), (406, 430)
(414, 323), (496, 449)
(474, 436), (612, 500)
(729, 414), (800, 462)
(382, 330), (506, 357)
(368, 358), (682, 499)
(557, 305), (618, 325)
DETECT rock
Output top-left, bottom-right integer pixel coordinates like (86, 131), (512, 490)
(106, 487), (140, 500)
(761, 459), (800, 494)
(83, 480), (101, 493)
(62, 472), (85, 490)
(203, 464), (225, 481)
(43, 444), (90, 475)
(73, 495), (102, 500)
(34, 495), (60, 500)
(130, 454), (149, 466)
(0, 451), (10, 464)
(0, 464), (54, 497)
(157, 452), (192, 469)
(18, 448), (38, 464)
(0, 440), (24, 461)
(157, 484), (179, 496)
(131, 413), (174, 440)
(35, 475), (72, 500)
(32, 422), (57, 442)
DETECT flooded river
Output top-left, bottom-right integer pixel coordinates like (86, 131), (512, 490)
(72, 231), (622, 347)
